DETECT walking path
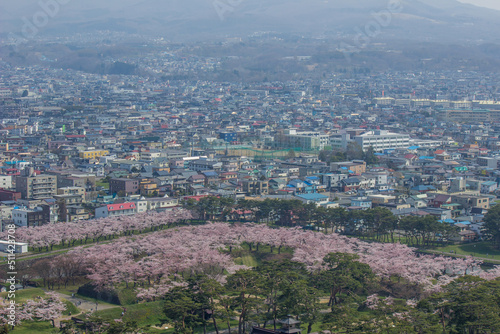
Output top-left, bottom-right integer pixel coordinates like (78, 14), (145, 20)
(52, 291), (117, 312)
(418, 249), (500, 264)
(50, 291), (118, 328)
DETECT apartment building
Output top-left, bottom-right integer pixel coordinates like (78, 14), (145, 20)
(109, 178), (140, 196)
(451, 195), (490, 210)
(16, 171), (57, 199)
(12, 205), (51, 227)
(79, 150), (110, 159)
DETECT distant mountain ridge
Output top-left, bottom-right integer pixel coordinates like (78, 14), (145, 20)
(1, 0), (500, 42)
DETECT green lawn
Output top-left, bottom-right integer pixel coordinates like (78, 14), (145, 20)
(231, 242), (294, 265)
(11, 321), (54, 333)
(4, 298), (165, 333)
(96, 181), (109, 190)
(95, 301), (242, 333)
(47, 286), (117, 309)
(433, 242), (500, 260)
(234, 254), (258, 267)
(0, 288), (46, 303)
(61, 299), (79, 316)
(73, 293), (119, 308)
(95, 301), (166, 327)
(50, 280), (90, 296)
(117, 286), (140, 305)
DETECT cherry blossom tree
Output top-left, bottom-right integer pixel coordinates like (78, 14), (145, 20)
(0, 208), (194, 252)
(0, 291), (66, 328)
(28, 292), (66, 327)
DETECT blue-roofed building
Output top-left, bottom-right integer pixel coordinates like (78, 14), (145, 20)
(287, 179), (307, 193)
(454, 166), (468, 172)
(305, 176), (320, 183)
(303, 176), (325, 193)
(295, 193), (329, 206)
(455, 221), (471, 225)
(202, 171), (218, 177)
(411, 185), (436, 193)
(201, 171), (220, 186)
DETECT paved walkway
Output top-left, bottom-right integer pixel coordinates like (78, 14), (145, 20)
(51, 291), (117, 312)
(50, 291), (119, 327)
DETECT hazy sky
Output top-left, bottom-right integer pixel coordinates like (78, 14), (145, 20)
(459, 0), (500, 10)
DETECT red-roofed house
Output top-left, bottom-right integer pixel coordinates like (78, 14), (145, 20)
(182, 195), (212, 202)
(404, 154), (418, 162)
(95, 202), (137, 218)
(479, 148), (489, 155)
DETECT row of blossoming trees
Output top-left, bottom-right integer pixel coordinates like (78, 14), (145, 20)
(0, 208), (194, 252)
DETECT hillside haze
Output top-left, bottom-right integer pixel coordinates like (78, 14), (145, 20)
(1, 0), (500, 42)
